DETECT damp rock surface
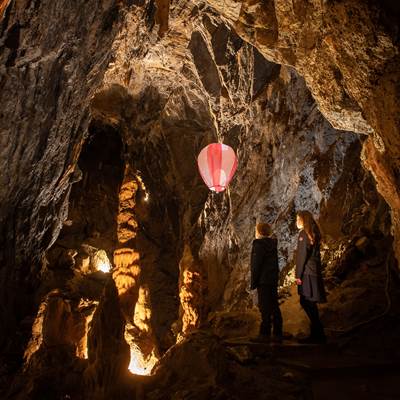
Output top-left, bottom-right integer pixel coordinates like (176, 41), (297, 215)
(206, 0), (400, 263)
(0, 1), (399, 399)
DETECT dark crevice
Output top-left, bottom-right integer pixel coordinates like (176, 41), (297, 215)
(57, 120), (124, 260)
(5, 23), (20, 67)
(0, 0), (12, 36)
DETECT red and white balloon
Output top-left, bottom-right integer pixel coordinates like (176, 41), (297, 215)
(197, 143), (238, 192)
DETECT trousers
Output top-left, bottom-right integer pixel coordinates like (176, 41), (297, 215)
(300, 295), (325, 337)
(257, 284), (283, 336)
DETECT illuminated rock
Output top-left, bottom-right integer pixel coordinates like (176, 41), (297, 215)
(177, 245), (206, 340)
(93, 249), (112, 273)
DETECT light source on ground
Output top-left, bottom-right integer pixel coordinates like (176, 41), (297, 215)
(127, 343), (158, 376)
(124, 323), (159, 376)
(93, 250), (112, 273)
(125, 286), (159, 375)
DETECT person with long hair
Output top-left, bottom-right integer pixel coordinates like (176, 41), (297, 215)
(295, 211), (327, 344)
(250, 222), (283, 341)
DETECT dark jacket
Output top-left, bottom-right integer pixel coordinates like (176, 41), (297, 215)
(250, 237), (279, 290)
(295, 230), (326, 302)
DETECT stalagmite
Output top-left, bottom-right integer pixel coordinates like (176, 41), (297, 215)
(113, 165), (159, 375)
(177, 245), (206, 340)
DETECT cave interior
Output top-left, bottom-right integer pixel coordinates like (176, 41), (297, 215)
(0, 0), (400, 399)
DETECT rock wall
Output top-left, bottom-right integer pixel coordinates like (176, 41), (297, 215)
(0, 0), (124, 347)
(200, 65), (390, 312)
(84, 278), (131, 400)
(0, 0), (398, 398)
(206, 0), (400, 262)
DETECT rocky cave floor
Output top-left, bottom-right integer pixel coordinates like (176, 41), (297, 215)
(4, 322), (400, 400)
(2, 245), (400, 400)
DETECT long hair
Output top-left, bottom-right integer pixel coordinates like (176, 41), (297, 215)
(297, 211), (320, 245)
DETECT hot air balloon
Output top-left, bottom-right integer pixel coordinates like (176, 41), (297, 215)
(197, 143), (238, 192)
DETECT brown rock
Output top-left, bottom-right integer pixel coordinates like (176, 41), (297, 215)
(84, 278), (131, 399)
(207, 0), (400, 262)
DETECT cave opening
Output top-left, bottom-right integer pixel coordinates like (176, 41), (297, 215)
(60, 120), (123, 260)
(44, 119), (123, 280)
(34, 120), (125, 360)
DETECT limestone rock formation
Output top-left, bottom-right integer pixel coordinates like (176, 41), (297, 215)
(7, 291), (87, 400)
(177, 244), (207, 339)
(0, 0), (124, 348)
(147, 331), (307, 399)
(199, 64), (389, 312)
(84, 278), (131, 400)
(0, 0), (399, 399)
(206, 0), (400, 262)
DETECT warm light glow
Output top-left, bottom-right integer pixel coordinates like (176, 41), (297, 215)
(94, 250), (112, 273)
(177, 246), (203, 340)
(113, 248), (141, 296)
(77, 299), (97, 360)
(134, 286), (151, 332)
(125, 287), (159, 375)
(128, 344), (158, 376)
(137, 173), (150, 202)
(97, 261), (110, 273)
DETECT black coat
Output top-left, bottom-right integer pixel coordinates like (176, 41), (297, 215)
(250, 238), (279, 290)
(295, 230), (326, 303)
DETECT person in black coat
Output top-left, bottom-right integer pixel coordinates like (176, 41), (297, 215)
(250, 222), (283, 340)
(295, 211), (327, 344)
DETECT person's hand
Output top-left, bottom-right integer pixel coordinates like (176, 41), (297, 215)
(295, 278), (302, 285)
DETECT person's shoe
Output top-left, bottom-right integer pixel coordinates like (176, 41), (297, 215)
(271, 334), (283, 343)
(298, 335), (326, 345)
(313, 335), (327, 344)
(250, 334), (271, 343)
(279, 332), (293, 340)
(271, 331), (292, 343)
(297, 336), (314, 344)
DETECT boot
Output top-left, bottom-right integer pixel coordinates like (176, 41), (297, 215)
(272, 326), (284, 343)
(298, 325), (326, 344)
(298, 335), (326, 344)
(251, 334), (272, 343)
(311, 323), (326, 344)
